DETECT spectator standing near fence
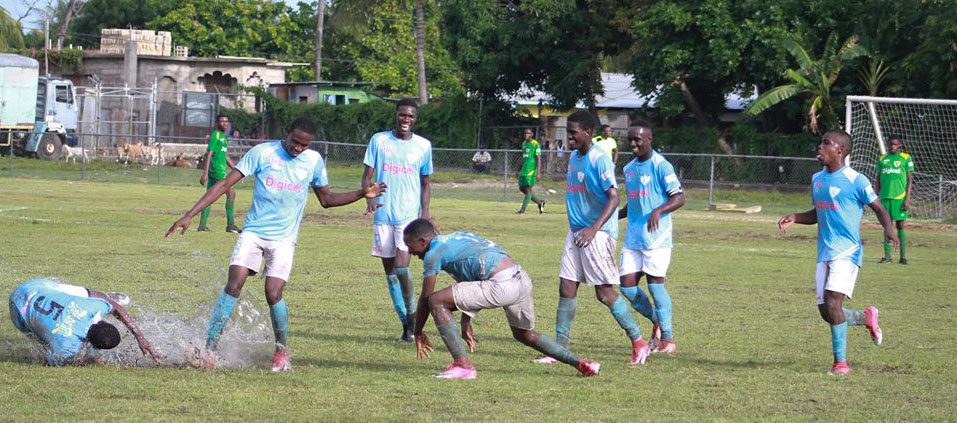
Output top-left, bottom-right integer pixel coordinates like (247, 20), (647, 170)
(593, 124), (619, 166)
(198, 114), (240, 233)
(874, 135), (914, 264)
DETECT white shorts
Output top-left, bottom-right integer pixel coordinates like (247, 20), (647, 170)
(229, 232), (297, 282)
(371, 222), (411, 258)
(559, 230), (619, 285)
(815, 260), (859, 305)
(619, 247), (672, 278)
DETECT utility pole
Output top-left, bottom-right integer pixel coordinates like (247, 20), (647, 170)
(44, 18), (50, 76)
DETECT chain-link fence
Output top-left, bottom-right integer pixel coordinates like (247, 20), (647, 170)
(3, 133), (953, 220)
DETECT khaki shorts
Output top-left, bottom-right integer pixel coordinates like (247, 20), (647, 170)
(230, 232), (297, 281)
(559, 230), (619, 285)
(452, 266), (535, 330)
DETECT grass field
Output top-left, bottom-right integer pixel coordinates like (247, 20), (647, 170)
(1, 166), (956, 421)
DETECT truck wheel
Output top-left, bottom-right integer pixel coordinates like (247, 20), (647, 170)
(36, 134), (62, 160)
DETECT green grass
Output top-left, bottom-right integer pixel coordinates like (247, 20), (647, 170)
(1, 170), (956, 421)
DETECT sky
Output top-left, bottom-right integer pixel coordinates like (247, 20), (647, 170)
(1, 0), (306, 33)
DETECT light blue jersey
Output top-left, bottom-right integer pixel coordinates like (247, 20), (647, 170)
(623, 152), (683, 250)
(566, 146), (618, 239)
(8, 279), (113, 365)
(234, 141), (329, 241)
(811, 166), (878, 266)
(423, 232), (508, 282)
(363, 131), (433, 225)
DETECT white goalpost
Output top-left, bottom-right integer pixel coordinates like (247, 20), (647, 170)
(846, 96), (957, 221)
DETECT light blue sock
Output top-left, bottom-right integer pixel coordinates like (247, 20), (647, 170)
(386, 274), (407, 324)
(555, 297), (577, 348)
(831, 322), (848, 363)
(620, 285), (657, 323)
(648, 283), (673, 340)
(206, 291), (238, 349)
(532, 335), (580, 366)
(843, 308), (866, 326)
(608, 296), (641, 341)
(269, 300), (289, 349)
(394, 267), (416, 325)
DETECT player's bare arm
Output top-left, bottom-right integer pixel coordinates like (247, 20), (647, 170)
(313, 182), (387, 209)
(904, 171), (913, 210)
(166, 169), (245, 237)
(575, 186), (619, 248)
(89, 290), (163, 362)
(778, 209), (817, 233)
(360, 165), (381, 216)
(648, 192), (685, 232)
(200, 150), (213, 185)
(461, 314), (478, 352)
(413, 274), (439, 358)
(869, 200), (901, 248)
(420, 175), (432, 221)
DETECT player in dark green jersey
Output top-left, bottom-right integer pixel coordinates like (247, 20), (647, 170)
(874, 135), (914, 264)
(516, 129), (545, 214)
(198, 114), (239, 233)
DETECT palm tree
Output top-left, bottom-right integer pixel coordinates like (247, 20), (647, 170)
(0, 6), (25, 50)
(414, 0), (427, 104)
(744, 33), (868, 133)
(314, 0), (326, 80)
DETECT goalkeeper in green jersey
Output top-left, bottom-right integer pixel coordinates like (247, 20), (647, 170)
(515, 129), (545, 214)
(874, 135), (914, 264)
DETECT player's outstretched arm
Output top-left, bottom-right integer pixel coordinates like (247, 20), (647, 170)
(313, 182), (386, 209)
(869, 200), (900, 249)
(575, 187), (619, 248)
(648, 192), (685, 232)
(166, 169), (245, 237)
(419, 175), (432, 221)
(777, 209), (817, 233)
(413, 275), (438, 359)
(360, 165), (380, 216)
(89, 291), (163, 363)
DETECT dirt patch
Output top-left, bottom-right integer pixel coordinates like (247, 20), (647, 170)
(301, 210), (369, 227)
(861, 221), (957, 232)
(681, 230), (816, 242)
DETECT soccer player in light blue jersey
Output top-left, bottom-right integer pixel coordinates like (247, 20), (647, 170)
(167, 117), (386, 372)
(402, 219), (601, 379)
(617, 122), (685, 359)
(534, 110), (647, 366)
(9, 278), (161, 365)
(778, 129), (898, 375)
(361, 98), (433, 342)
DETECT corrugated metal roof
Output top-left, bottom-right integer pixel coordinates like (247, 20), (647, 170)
(0, 53), (40, 69)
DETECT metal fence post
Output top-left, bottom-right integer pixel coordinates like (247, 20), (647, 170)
(8, 144), (12, 177)
(503, 150), (509, 201)
(708, 155), (715, 208)
(939, 175), (944, 220)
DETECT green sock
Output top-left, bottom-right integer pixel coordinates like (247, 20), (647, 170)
(199, 207), (210, 228)
(436, 320), (468, 360)
(225, 199), (235, 226)
(519, 193), (531, 212)
(898, 229), (906, 259)
(883, 238), (892, 259)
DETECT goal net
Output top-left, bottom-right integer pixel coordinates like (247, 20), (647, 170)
(846, 96), (957, 221)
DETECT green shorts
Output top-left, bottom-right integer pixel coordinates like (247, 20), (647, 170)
(881, 198), (908, 221)
(518, 175), (536, 188)
(206, 174), (224, 190)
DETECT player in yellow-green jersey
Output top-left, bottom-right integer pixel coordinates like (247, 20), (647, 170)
(516, 129), (545, 214)
(198, 114), (239, 233)
(874, 135), (914, 264)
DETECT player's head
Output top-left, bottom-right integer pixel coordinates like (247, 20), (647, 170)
(601, 124), (612, 138)
(216, 114), (229, 132)
(888, 134), (903, 154)
(87, 321), (121, 350)
(403, 218), (437, 259)
(524, 128), (534, 140)
(567, 110), (597, 151)
(395, 98), (419, 138)
(818, 129), (853, 165)
(628, 120), (654, 160)
(283, 117), (316, 158)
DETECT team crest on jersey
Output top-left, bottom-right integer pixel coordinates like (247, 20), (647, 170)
(829, 186), (841, 197)
(894, 161), (900, 167)
(640, 175), (651, 185)
(577, 172), (585, 183)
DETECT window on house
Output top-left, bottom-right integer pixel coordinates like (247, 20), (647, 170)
(299, 96), (308, 104)
(335, 95), (346, 105)
(349, 98), (359, 104)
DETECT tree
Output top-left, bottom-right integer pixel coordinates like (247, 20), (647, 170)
(0, 6), (25, 50)
(744, 34), (868, 133)
(56, 0), (84, 49)
(414, 0), (427, 104)
(70, 0), (163, 48)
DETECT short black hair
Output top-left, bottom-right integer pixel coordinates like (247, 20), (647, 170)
(601, 124), (611, 130)
(88, 321), (121, 350)
(631, 119), (653, 136)
(568, 110), (597, 131)
(887, 134), (904, 144)
(403, 218), (436, 240)
(289, 116), (317, 136)
(396, 98), (419, 110)
(824, 128), (853, 157)
(216, 113), (228, 121)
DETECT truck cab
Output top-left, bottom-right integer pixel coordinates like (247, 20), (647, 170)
(37, 76), (79, 134)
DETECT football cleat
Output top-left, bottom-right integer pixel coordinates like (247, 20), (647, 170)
(105, 292), (131, 306)
(828, 361), (850, 375)
(899, 258), (908, 265)
(650, 322), (662, 349)
(651, 339), (677, 354)
(864, 306), (883, 346)
(878, 257), (892, 264)
(538, 201), (546, 214)
(630, 338), (650, 365)
(271, 348), (292, 372)
(197, 226), (212, 233)
(532, 355), (559, 364)
(576, 359), (601, 377)
(225, 224), (242, 233)
(434, 364), (477, 379)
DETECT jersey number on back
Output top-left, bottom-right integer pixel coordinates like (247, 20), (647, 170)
(33, 296), (65, 320)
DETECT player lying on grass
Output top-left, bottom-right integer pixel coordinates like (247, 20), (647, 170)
(777, 129), (896, 375)
(9, 278), (162, 365)
(617, 121), (685, 358)
(166, 117), (386, 372)
(403, 218), (601, 379)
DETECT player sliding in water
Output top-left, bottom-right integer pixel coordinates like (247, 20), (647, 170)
(404, 218), (601, 379)
(9, 278), (162, 365)
(166, 117), (386, 372)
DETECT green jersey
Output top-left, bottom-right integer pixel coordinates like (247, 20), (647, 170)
(592, 136), (617, 159)
(520, 139), (541, 177)
(207, 130), (229, 179)
(876, 152), (914, 200)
